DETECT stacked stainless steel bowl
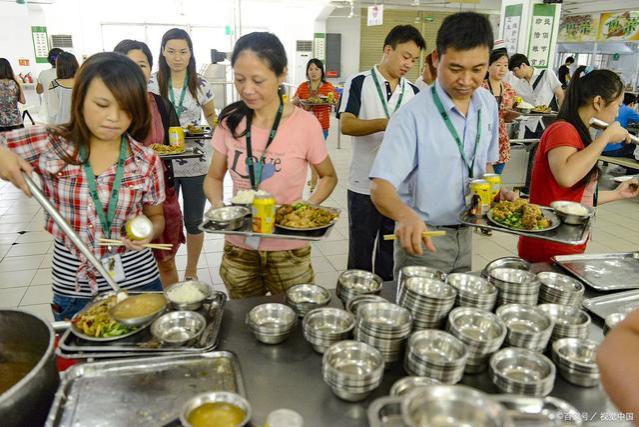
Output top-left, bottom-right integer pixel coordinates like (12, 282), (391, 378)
(246, 303), (297, 344)
(537, 272), (585, 307)
(389, 376), (440, 396)
(489, 268), (540, 306)
(321, 340), (385, 401)
(285, 283), (331, 317)
(398, 277), (456, 330)
(496, 304), (554, 352)
(538, 304), (591, 342)
(396, 265), (446, 303)
(447, 273), (498, 311)
(303, 307), (355, 353)
(489, 347), (556, 396)
(481, 256), (531, 279)
(404, 329), (468, 384)
(346, 294), (387, 317)
(336, 270), (383, 306)
(447, 307), (507, 374)
(552, 338), (600, 387)
(354, 302), (413, 364)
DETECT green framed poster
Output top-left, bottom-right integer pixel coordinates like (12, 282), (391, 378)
(31, 26), (50, 64)
(527, 4), (556, 68)
(503, 4), (523, 55)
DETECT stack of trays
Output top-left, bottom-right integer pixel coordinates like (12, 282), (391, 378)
(322, 340), (385, 402)
(302, 307), (355, 353)
(552, 338), (600, 387)
(489, 347), (556, 397)
(447, 273), (498, 311)
(537, 272), (584, 307)
(245, 303), (297, 345)
(496, 304), (554, 352)
(447, 307), (507, 374)
(538, 304), (591, 342)
(404, 329), (468, 384)
(398, 277), (457, 330)
(396, 266), (446, 304)
(354, 302), (412, 364)
(336, 270), (383, 306)
(489, 268), (540, 306)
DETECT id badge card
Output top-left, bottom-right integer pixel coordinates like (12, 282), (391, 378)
(463, 176), (473, 208)
(245, 235), (261, 250)
(101, 253), (126, 282)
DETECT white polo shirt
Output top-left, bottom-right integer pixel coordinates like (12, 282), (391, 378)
(338, 65), (419, 195)
(509, 68), (562, 132)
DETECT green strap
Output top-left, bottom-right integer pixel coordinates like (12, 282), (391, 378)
(431, 85), (482, 178)
(245, 94), (284, 190)
(168, 74), (189, 117)
(81, 136), (128, 239)
(370, 66), (405, 119)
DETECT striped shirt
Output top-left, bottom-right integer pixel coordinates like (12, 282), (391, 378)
(52, 240), (160, 297)
(294, 81), (339, 130)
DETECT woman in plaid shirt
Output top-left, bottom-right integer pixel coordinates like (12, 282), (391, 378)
(0, 53), (166, 320)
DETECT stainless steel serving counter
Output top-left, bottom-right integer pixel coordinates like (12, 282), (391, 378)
(215, 263), (632, 427)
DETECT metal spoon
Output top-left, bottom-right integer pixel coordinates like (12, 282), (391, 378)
(590, 117), (639, 144)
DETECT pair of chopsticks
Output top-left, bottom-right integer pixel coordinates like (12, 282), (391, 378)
(382, 230), (447, 241)
(98, 238), (173, 251)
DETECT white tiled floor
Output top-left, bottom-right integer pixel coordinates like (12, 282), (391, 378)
(2, 120), (638, 324)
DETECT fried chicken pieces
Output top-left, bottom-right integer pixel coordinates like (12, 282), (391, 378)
(491, 200), (551, 230)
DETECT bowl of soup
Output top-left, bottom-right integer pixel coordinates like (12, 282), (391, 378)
(180, 392), (252, 427)
(109, 293), (167, 327)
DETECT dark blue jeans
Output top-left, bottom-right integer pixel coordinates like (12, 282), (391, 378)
(175, 175), (206, 235)
(347, 190), (394, 281)
(51, 279), (163, 321)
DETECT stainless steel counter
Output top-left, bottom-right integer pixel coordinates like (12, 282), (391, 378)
(216, 263), (632, 427)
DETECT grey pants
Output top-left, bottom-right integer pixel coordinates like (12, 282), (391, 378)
(393, 225), (472, 280)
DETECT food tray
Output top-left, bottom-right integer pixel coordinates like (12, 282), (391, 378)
(157, 146), (204, 160)
(57, 291), (225, 359)
(493, 395), (583, 425)
(487, 208), (561, 233)
(184, 126), (212, 139)
(583, 289), (639, 319)
(553, 252), (639, 291)
(45, 351), (244, 427)
(459, 208), (591, 246)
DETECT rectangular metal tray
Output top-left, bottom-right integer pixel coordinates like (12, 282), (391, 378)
(459, 210), (590, 246)
(583, 289), (639, 319)
(57, 292), (225, 358)
(200, 215), (339, 241)
(184, 126), (212, 140)
(553, 252), (639, 291)
(46, 351), (244, 427)
(158, 146), (204, 160)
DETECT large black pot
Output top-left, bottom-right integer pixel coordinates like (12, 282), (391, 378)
(0, 310), (59, 427)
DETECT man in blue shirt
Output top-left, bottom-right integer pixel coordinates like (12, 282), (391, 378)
(369, 12), (504, 276)
(603, 93), (639, 158)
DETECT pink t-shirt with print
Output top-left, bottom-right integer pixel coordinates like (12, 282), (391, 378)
(212, 106), (328, 251)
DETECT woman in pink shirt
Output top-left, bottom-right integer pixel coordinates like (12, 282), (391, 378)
(204, 32), (338, 299)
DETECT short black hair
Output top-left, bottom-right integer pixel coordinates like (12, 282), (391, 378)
(48, 48), (63, 67)
(114, 39), (154, 68)
(624, 92), (637, 105)
(436, 12), (493, 55)
(565, 56), (575, 64)
(489, 48), (509, 65)
(306, 58), (326, 82)
(508, 53), (530, 71)
(56, 52), (79, 79)
(383, 25), (426, 51)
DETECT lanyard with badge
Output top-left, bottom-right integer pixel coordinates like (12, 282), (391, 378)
(370, 67), (405, 119)
(81, 136), (128, 281)
(168, 74), (189, 116)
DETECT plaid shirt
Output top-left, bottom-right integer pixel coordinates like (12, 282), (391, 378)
(1, 126), (165, 290)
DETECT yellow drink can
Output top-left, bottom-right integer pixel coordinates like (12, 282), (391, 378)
(168, 126), (185, 148)
(468, 179), (492, 216)
(252, 193), (276, 234)
(122, 215), (153, 240)
(483, 173), (502, 201)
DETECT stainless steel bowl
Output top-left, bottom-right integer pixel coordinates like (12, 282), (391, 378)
(346, 294), (387, 317)
(550, 201), (594, 226)
(552, 338), (600, 387)
(180, 391), (252, 427)
(164, 280), (212, 311)
(336, 270), (383, 306)
(357, 302), (412, 331)
(246, 303), (296, 344)
(150, 310), (206, 345)
(204, 206), (250, 230)
(285, 283), (331, 317)
(303, 307), (355, 353)
(404, 277), (456, 300)
(496, 304), (554, 351)
(481, 257), (531, 279)
(537, 304), (591, 341)
(448, 307), (507, 343)
(405, 329), (468, 383)
(389, 376), (440, 397)
(108, 293), (168, 327)
(490, 348), (556, 396)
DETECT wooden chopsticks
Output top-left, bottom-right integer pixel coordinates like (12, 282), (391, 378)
(382, 230), (447, 241)
(98, 238), (173, 251)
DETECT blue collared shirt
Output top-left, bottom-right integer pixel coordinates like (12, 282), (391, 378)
(603, 104), (639, 153)
(369, 80), (499, 226)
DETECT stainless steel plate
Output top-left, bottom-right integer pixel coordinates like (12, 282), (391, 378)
(583, 290), (639, 320)
(553, 253), (639, 291)
(487, 208), (561, 233)
(493, 394), (582, 425)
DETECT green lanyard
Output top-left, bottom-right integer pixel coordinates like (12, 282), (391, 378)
(431, 85), (482, 178)
(245, 94), (284, 190)
(81, 136), (128, 239)
(370, 67), (405, 119)
(168, 74), (189, 117)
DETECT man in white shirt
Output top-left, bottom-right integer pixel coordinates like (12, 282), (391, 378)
(338, 25), (425, 280)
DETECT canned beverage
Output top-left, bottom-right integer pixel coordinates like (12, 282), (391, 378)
(467, 179), (492, 216)
(264, 409), (304, 427)
(483, 173), (502, 200)
(252, 193), (276, 234)
(122, 215), (154, 240)
(168, 126), (185, 148)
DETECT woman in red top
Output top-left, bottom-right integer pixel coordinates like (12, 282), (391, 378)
(294, 59), (339, 190)
(518, 66), (639, 262)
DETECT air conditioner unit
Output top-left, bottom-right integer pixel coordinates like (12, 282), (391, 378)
(51, 34), (73, 49)
(295, 40), (313, 86)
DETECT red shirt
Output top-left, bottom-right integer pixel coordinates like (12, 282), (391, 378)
(294, 81), (339, 131)
(518, 121), (589, 262)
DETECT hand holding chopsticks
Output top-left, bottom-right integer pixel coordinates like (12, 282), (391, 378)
(383, 230), (447, 241)
(98, 238), (173, 251)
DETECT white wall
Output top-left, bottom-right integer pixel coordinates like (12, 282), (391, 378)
(325, 14), (361, 84)
(0, 3), (49, 77)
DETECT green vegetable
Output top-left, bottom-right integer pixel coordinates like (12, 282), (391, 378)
(293, 202), (307, 211)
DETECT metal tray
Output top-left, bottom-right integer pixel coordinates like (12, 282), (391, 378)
(460, 208), (591, 246)
(184, 126), (212, 139)
(158, 146), (204, 160)
(58, 291), (225, 358)
(487, 208), (561, 233)
(583, 289), (639, 319)
(45, 351), (244, 427)
(553, 252), (639, 291)
(494, 395), (583, 425)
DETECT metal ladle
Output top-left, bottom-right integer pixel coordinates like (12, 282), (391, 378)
(590, 117), (639, 144)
